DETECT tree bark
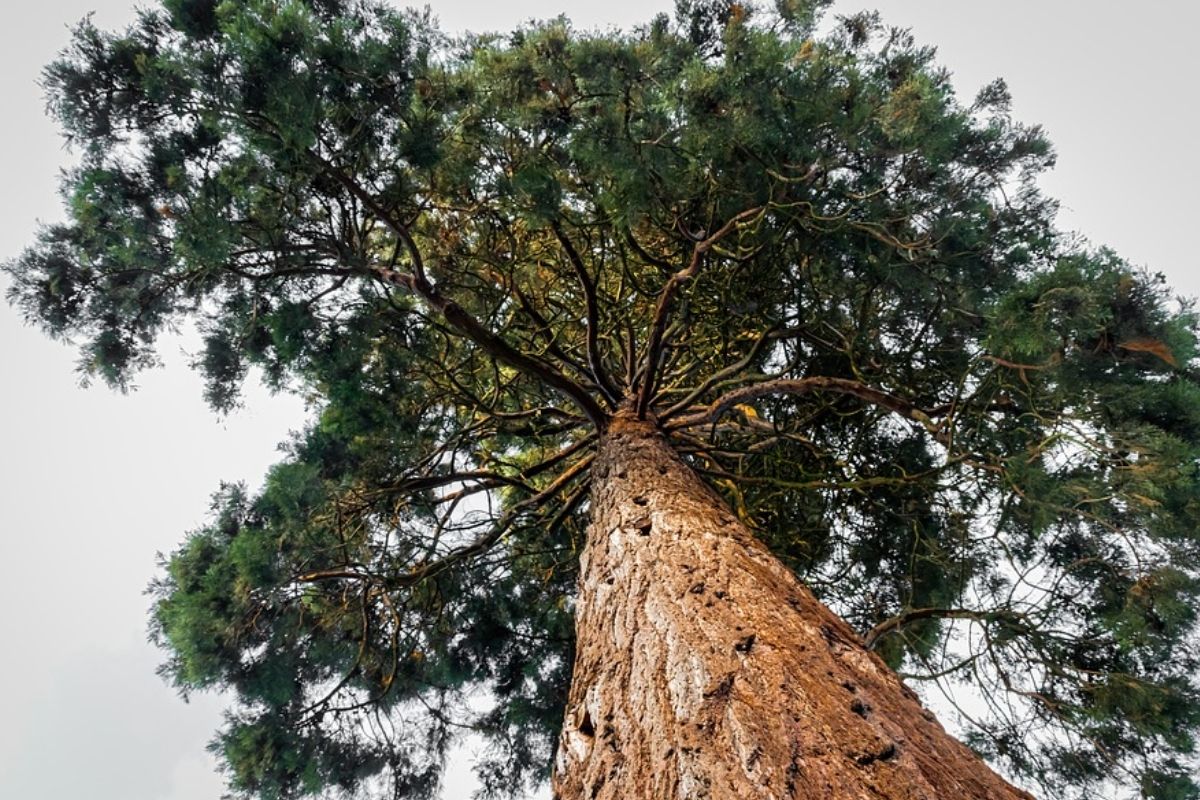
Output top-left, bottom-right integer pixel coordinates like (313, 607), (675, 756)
(552, 410), (1034, 800)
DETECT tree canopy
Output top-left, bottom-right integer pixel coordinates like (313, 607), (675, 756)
(7, 0), (1200, 797)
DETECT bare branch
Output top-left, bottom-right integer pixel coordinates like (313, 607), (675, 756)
(551, 220), (622, 407)
(864, 607), (1024, 650)
(635, 206), (765, 418)
(307, 148), (610, 427)
(659, 324), (780, 419)
(509, 281), (596, 386)
(295, 454), (595, 589)
(666, 376), (939, 434)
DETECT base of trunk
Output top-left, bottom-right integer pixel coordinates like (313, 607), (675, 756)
(552, 412), (1031, 800)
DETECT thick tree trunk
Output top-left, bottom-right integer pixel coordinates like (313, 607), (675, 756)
(552, 410), (1033, 800)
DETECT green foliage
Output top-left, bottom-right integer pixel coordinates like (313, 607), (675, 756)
(7, 0), (1200, 797)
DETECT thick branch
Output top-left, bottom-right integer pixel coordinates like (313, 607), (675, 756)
(307, 148), (610, 427)
(551, 221), (622, 407)
(622, 227), (675, 272)
(413, 276), (609, 428)
(634, 206), (764, 418)
(305, 147), (428, 280)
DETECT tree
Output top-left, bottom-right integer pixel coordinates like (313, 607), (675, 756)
(7, 0), (1200, 797)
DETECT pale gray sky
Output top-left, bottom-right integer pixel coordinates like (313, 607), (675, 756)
(1, 2), (1196, 799)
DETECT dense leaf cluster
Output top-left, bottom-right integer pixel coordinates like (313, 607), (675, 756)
(7, 0), (1200, 797)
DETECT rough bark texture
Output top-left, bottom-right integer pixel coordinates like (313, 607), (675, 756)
(552, 411), (1034, 800)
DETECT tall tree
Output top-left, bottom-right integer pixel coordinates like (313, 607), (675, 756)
(7, 0), (1200, 797)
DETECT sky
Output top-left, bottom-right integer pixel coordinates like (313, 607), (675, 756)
(0, 2), (1197, 799)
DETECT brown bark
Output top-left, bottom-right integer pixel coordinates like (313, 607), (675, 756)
(552, 410), (1034, 800)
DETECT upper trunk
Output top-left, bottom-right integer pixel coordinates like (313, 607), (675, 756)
(552, 410), (1033, 800)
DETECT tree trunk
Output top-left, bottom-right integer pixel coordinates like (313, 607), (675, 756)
(552, 410), (1033, 800)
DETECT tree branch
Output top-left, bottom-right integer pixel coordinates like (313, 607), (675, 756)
(306, 148), (610, 427)
(659, 324), (780, 419)
(508, 280), (598, 390)
(865, 607), (1025, 650)
(635, 206), (764, 418)
(665, 376), (939, 434)
(551, 220), (622, 407)
(296, 453), (594, 590)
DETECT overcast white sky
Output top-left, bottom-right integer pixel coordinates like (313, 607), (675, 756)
(1, 2), (1197, 799)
